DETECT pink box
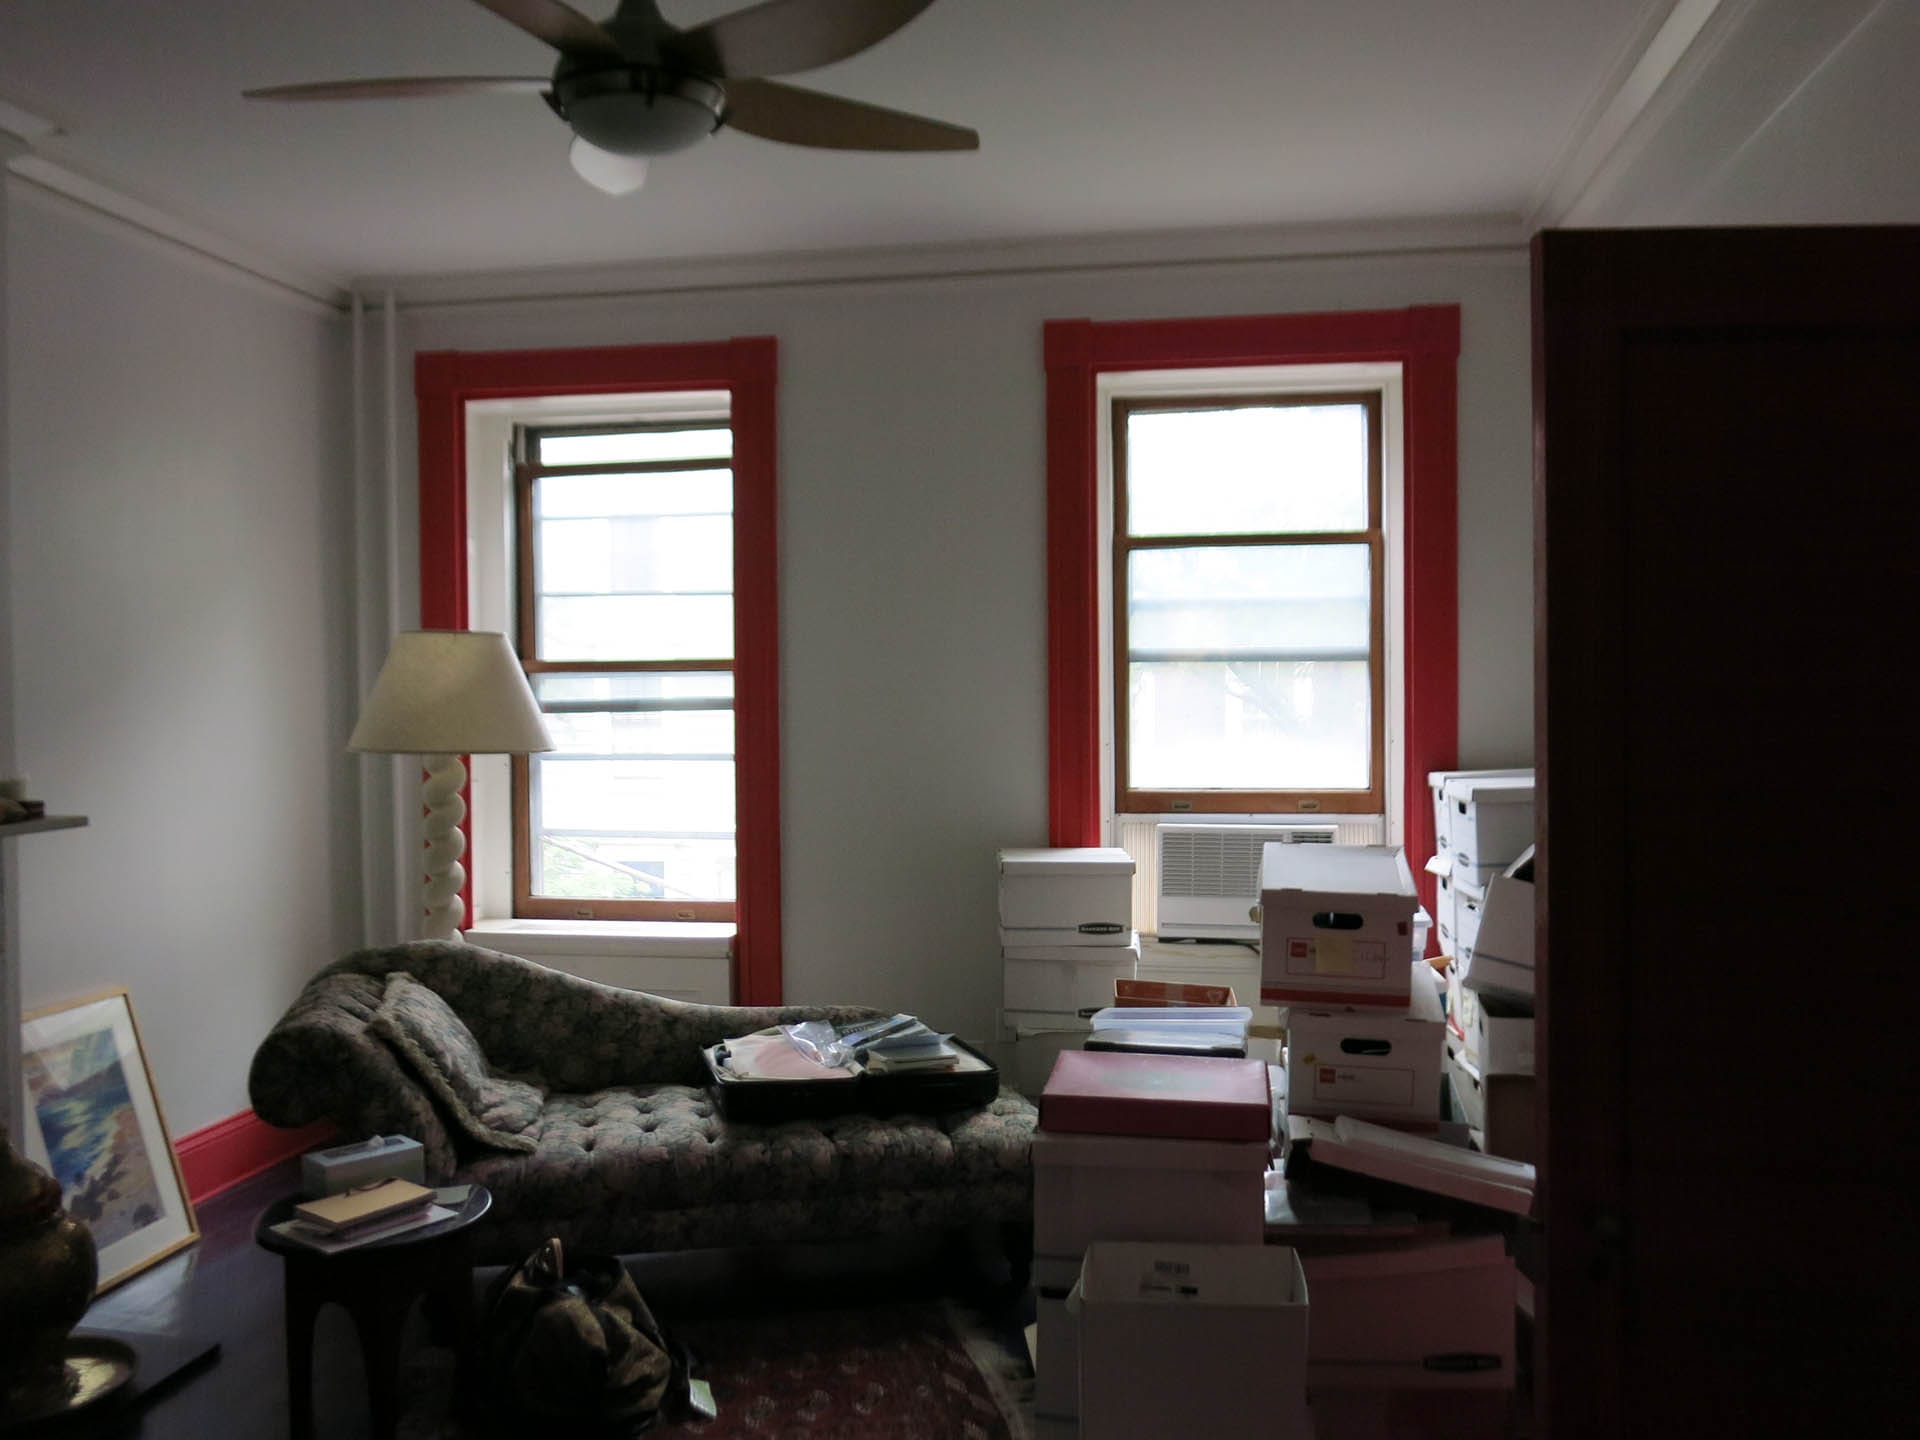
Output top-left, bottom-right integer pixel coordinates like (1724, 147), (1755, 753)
(1040, 1050), (1272, 1142)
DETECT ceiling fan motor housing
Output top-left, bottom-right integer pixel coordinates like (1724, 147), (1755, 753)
(547, 64), (726, 157)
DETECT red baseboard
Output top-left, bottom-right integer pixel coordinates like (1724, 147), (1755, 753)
(176, 1110), (335, 1205)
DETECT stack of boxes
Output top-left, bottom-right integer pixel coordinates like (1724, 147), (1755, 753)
(1032, 1049), (1281, 1434)
(1258, 845), (1445, 1131)
(998, 847), (1140, 1094)
(1426, 769), (1537, 1161)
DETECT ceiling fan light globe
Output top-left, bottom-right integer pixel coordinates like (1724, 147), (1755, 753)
(554, 69), (725, 157)
(568, 137), (649, 194)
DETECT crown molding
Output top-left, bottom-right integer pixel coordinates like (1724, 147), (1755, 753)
(4, 150), (349, 313)
(358, 214), (1529, 311)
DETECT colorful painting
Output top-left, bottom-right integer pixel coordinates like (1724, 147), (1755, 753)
(21, 989), (198, 1291)
(25, 1029), (165, 1250)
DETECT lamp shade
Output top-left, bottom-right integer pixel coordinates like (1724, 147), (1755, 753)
(349, 630), (553, 755)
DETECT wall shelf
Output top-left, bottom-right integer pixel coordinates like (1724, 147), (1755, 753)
(1, 815), (89, 838)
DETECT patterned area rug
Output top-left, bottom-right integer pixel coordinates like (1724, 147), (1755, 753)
(659, 1302), (1032, 1440)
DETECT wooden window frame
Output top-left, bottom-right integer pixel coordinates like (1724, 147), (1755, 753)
(416, 338), (782, 1004)
(1111, 391), (1386, 816)
(1044, 307), (1458, 915)
(510, 419), (738, 923)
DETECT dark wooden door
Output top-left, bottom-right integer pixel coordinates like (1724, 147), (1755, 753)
(1534, 228), (1920, 1439)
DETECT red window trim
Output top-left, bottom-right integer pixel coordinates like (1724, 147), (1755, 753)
(1043, 307), (1459, 915)
(415, 337), (783, 1004)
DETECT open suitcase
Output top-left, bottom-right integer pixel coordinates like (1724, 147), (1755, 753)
(701, 1031), (1001, 1123)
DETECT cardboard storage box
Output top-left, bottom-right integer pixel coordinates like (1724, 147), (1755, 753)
(1075, 1241), (1309, 1439)
(1458, 863), (1534, 1000)
(1441, 775), (1535, 885)
(1032, 1129), (1270, 1257)
(1445, 1049), (1536, 1163)
(1259, 845), (1419, 1007)
(1004, 935), (1140, 1013)
(1285, 962), (1446, 1125)
(1447, 966), (1534, 1075)
(998, 1012), (1089, 1098)
(1428, 767), (1531, 860)
(999, 847), (1134, 946)
(1301, 1234), (1516, 1389)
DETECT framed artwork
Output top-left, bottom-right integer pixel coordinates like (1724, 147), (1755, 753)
(20, 988), (198, 1291)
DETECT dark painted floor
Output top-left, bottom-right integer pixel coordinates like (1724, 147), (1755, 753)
(43, 1161), (1026, 1439)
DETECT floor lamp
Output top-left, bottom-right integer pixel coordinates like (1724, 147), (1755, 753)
(350, 631), (553, 940)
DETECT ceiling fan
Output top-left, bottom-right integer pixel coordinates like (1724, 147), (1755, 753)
(245, 0), (977, 194)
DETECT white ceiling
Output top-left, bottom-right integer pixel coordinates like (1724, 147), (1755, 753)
(0, 0), (1665, 284)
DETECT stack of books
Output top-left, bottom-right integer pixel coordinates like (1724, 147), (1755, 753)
(272, 1178), (451, 1254)
(839, 1014), (963, 1073)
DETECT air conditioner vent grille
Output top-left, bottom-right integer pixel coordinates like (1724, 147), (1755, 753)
(1161, 831), (1263, 898)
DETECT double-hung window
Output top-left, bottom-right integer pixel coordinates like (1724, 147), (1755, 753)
(1113, 392), (1384, 815)
(512, 417), (738, 922)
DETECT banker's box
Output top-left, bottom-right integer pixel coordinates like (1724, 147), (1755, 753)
(1428, 767), (1532, 861)
(1286, 962), (1446, 1126)
(1260, 844), (1418, 1007)
(1075, 1242), (1309, 1439)
(1441, 774), (1534, 885)
(1445, 1048), (1535, 1163)
(1458, 867), (1535, 1000)
(1446, 965), (1534, 1075)
(1003, 935), (1140, 1014)
(998, 847), (1134, 947)
(1032, 1129), (1270, 1257)
(1302, 1234), (1516, 1391)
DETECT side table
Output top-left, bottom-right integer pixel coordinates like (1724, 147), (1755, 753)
(255, 1186), (491, 1440)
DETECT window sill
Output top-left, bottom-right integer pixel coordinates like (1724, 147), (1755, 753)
(464, 917), (734, 960)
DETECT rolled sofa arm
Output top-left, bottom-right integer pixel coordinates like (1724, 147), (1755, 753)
(247, 969), (458, 1180)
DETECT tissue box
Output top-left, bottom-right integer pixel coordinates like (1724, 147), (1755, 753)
(301, 1134), (425, 1197)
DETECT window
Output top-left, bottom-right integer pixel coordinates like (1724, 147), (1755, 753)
(1044, 307), (1459, 891)
(512, 416), (738, 921)
(1113, 392), (1385, 815)
(415, 338), (784, 1003)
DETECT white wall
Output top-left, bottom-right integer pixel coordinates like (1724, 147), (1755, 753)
(4, 180), (355, 1135)
(383, 248), (1534, 1044)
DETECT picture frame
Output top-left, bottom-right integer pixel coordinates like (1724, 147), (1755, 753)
(20, 988), (198, 1291)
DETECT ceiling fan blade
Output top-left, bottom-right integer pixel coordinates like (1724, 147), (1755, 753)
(245, 77), (551, 102)
(667, 0), (936, 79)
(467, 0), (625, 60)
(723, 79), (976, 151)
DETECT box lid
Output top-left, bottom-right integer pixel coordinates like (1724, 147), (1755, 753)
(1040, 1050), (1272, 1142)
(1441, 775), (1535, 805)
(1290, 962), (1444, 1032)
(1031, 1129), (1271, 1173)
(1260, 844), (1416, 901)
(1426, 767), (1532, 791)
(1300, 1232), (1510, 1282)
(1077, 1240), (1306, 1309)
(1002, 935), (1142, 962)
(999, 846), (1135, 877)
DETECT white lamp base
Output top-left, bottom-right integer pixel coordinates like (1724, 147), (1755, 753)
(420, 754), (468, 940)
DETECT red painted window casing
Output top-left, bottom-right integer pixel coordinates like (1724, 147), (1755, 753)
(414, 338), (783, 1004)
(1042, 307), (1460, 914)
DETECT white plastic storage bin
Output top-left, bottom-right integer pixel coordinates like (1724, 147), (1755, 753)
(1441, 774), (1535, 885)
(1285, 962), (1447, 1125)
(1003, 935), (1140, 1013)
(1259, 844), (1419, 1007)
(1032, 1129), (1270, 1257)
(998, 847), (1134, 946)
(1075, 1242), (1311, 1439)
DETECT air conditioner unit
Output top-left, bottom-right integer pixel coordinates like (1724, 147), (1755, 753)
(1156, 822), (1337, 941)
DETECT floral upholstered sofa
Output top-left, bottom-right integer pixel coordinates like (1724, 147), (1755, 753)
(249, 941), (1037, 1267)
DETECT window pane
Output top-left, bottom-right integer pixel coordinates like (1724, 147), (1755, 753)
(1128, 659), (1372, 791)
(534, 671), (733, 708)
(539, 514), (733, 596)
(1126, 403), (1369, 536)
(530, 700), (735, 904)
(1128, 545), (1370, 659)
(537, 428), (732, 466)
(539, 595), (733, 661)
(539, 469), (731, 518)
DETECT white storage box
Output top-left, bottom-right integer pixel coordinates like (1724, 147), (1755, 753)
(1285, 962), (1446, 1125)
(1447, 966), (1534, 1075)
(998, 1012), (1091, 1098)
(1445, 1049), (1536, 1163)
(1260, 845), (1418, 1007)
(1428, 767), (1531, 861)
(1004, 935), (1140, 1013)
(1300, 1234), (1516, 1389)
(1032, 1129), (1270, 1257)
(1441, 774), (1535, 885)
(1452, 876), (1486, 963)
(1458, 863), (1534, 1000)
(1033, 1281), (1081, 1424)
(1074, 1241), (1310, 1439)
(998, 847), (1134, 946)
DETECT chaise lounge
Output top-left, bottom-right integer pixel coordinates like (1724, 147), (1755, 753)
(249, 941), (1037, 1267)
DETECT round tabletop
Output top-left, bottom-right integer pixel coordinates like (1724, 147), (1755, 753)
(255, 1184), (492, 1259)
